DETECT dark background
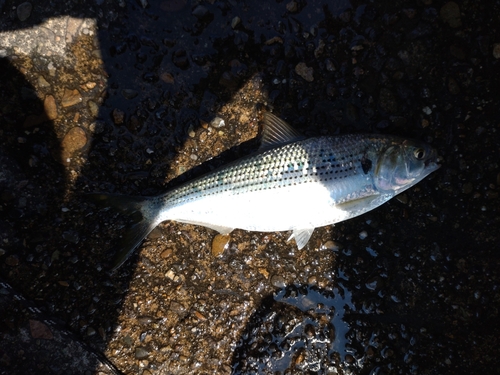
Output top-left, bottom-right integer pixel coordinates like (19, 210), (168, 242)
(1, 0), (499, 374)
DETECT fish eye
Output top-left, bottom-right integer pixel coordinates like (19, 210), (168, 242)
(413, 148), (426, 160)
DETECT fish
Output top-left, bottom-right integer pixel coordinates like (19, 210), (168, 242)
(90, 112), (440, 270)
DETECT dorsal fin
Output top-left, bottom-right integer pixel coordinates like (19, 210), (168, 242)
(259, 112), (305, 151)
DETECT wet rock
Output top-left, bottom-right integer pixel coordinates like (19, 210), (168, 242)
(135, 347), (150, 359)
(29, 320), (53, 340)
(61, 88), (82, 107)
(493, 44), (500, 59)
(295, 62), (314, 82)
(173, 49), (189, 69)
(192, 5), (209, 19)
(270, 274), (286, 288)
(37, 75), (50, 88)
(212, 234), (230, 257)
(231, 16), (240, 29)
(440, 2), (462, 28)
(87, 100), (99, 117)
(210, 117), (225, 128)
(286, 1), (298, 13)
(62, 230), (80, 244)
(112, 108), (125, 124)
(61, 127), (88, 162)
(44, 95), (58, 120)
(16, 2), (32, 21)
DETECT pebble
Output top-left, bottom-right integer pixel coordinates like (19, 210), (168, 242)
(61, 88), (82, 107)
(135, 347), (150, 359)
(112, 108), (125, 124)
(29, 320), (53, 340)
(37, 75), (50, 88)
(17, 2), (32, 22)
(270, 274), (286, 288)
(87, 100), (99, 117)
(440, 2), (462, 28)
(493, 44), (500, 59)
(322, 240), (340, 251)
(210, 117), (225, 128)
(44, 95), (58, 120)
(160, 249), (173, 259)
(211, 234), (230, 257)
(231, 16), (241, 29)
(286, 1), (298, 13)
(295, 62), (314, 82)
(192, 5), (209, 19)
(359, 230), (368, 240)
(61, 127), (88, 162)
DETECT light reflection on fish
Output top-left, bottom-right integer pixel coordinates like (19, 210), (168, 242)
(90, 112), (440, 270)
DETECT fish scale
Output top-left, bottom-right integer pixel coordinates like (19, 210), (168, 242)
(89, 112), (440, 270)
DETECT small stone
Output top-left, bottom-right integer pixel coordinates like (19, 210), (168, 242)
(62, 230), (80, 244)
(160, 72), (174, 84)
(29, 320), (53, 339)
(61, 88), (82, 107)
(192, 5), (208, 19)
(322, 240), (340, 251)
(231, 16), (241, 29)
(212, 234), (230, 257)
(44, 95), (58, 120)
(137, 316), (155, 325)
(17, 2), (32, 22)
(88, 100), (99, 117)
(135, 347), (150, 360)
(440, 2), (462, 28)
(286, 1), (298, 13)
(359, 230), (368, 240)
(493, 44), (500, 59)
(210, 117), (225, 128)
(270, 274), (286, 288)
(160, 249), (173, 259)
(37, 75), (50, 88)
(295, 62), (314, 82)
(112, 108), (125, 124)
(61, 127), (88, 162)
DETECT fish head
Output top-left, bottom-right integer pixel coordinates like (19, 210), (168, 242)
(374, 138), (440, 193)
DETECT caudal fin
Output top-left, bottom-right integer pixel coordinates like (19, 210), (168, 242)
(88, 193), (159, 271)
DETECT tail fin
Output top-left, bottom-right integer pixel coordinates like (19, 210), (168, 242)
(88, 193), (160, 271)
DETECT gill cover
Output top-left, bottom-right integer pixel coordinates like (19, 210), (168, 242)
(374, 141), (439, 193)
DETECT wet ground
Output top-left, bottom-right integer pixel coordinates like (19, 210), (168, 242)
(0, 0), (499, 374)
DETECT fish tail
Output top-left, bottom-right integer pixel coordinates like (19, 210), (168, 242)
(88, 193), (160, 271)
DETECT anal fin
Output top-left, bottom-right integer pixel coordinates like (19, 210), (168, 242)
(288, 228), (315, 249)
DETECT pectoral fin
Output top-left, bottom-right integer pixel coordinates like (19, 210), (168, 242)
(288, 228), (315, 249)
(334, 194), (383, 214)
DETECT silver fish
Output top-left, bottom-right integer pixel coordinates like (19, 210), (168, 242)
(90, 112), (440, 270)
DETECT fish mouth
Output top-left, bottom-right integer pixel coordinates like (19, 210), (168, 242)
(424, 151), (441, 172)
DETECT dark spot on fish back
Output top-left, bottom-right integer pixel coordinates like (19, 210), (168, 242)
(361, 156), (372, 174)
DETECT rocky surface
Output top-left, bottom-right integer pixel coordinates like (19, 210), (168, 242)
(0, 0), (499, 374)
